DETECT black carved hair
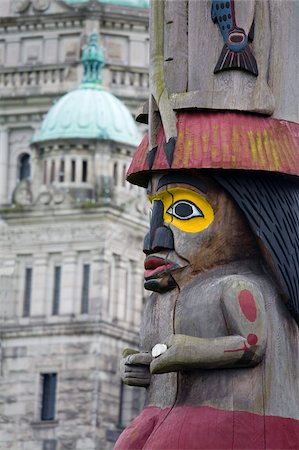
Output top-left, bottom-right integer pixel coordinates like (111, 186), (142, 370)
(214, 171), (299, 325)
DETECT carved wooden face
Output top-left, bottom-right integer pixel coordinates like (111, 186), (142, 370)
(143, 171), (258, 293)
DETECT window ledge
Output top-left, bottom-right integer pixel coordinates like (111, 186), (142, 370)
(31, 420), (59, 429)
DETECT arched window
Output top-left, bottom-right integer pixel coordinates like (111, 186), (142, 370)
(19, 153), (31, 181)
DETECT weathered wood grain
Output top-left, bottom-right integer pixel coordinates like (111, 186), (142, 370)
(138, 0), (298, 125)
(149, 0), (177, 146)
(164, 0), (188, 95)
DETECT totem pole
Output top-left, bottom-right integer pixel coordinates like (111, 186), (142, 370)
(115, 1), (299, 449)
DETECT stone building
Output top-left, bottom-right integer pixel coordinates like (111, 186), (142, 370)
(0, 1), (149, 449)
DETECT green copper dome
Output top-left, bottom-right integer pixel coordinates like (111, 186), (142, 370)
(33, 34), (141, 147)
(62, 0), (149, 8)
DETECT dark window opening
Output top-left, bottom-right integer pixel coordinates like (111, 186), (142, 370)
(71, 160), (76, 182)
(41, 373), (57, 421)
(59, 159), (65, 182)
(122, 164), (126, 187)
(118, 382), (146, 429)
(19, 153), (31, 181)
(113, 162), (118, 186)
(81, 264), (90, 314)
(52, 266), (61, 315)
(23, 267), (32, 317)
(82, 160), (88, 183)
(50, 161), (55, 183)
(43, 161), (47, 185)
(42, 440), (57, 450)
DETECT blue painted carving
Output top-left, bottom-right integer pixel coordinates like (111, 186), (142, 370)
(211, 0), (258, 76)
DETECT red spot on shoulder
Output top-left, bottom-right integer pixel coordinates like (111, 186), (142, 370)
(238, 289), (257, 322)
(247, 334), (258, 346)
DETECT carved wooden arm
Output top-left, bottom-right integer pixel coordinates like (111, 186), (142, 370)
(151, 277), (267, 374)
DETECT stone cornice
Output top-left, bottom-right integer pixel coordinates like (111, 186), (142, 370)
(0, 112), (46, 125)
(0, 207), (147, 246)
(0, 318), (139, 345)
(0, 8), (148, 34)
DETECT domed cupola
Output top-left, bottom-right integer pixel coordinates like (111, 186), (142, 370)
(32, 34), (140, 146)
(31, 33), (142, 204)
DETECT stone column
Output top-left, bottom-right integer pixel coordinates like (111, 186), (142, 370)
(59, 251), (77, 315)
(0, 259), (16, 320)
(55, 154), (61, 183)
(44, 34), (58, 65)
(90, 250), (110, 318)
(115, 256), (127, 321)
(31, 253), (48, 317)
(65, 156), (71, 183)
(0, 127), (8, 205)
(6, 38), (20, 66)
(125, 260), (133, 324)
(129, 36), (147, 67)
(76, 157), (83, 183)
(30, 145), (42, 200)
(108, 253), (117, 319)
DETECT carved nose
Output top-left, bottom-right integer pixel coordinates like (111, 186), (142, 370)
(143, 199), (174, 254)
(143, 226), (174, 254)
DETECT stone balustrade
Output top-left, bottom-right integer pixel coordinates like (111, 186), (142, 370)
(0, 65), (72, 95)
(110, 66), (149, 89)
(0, 63), (149, 99)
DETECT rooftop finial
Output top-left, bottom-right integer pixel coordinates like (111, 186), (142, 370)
(81, 32), (105, 85)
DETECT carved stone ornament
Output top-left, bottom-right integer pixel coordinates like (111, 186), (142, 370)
(11, 0), (30, 13)
(32, 0), (50, 11)
(12, 180), (33, 206)
(35, 186), (68, 207)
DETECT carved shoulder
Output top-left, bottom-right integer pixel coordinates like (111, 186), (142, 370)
(220, 275), (267, 363)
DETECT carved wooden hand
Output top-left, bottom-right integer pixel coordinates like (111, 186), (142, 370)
(120, 348), (152, 387)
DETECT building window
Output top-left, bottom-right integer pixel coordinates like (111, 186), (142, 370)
(50, 161), (55, 183)
(122, 164), (126, 187)
(52, 266), (61, 315)
(43, 161), (47, 185)
(118, 382), (146, 429)
(41, 373), (57, 421)
(82, 160), (88, 182)
(19, 153), (31, 181)
(71, 160), (76, 182)
(81, 264), (90, 314)
(23, 267), (32, 317)
(113, 162), (118, 186)
(59, 159), (65, 182)
(42, 440), (57, 450)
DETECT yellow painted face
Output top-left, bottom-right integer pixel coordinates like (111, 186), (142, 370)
(149, 187), (214, 233)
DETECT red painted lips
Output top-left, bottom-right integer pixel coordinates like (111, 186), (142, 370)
(144, 256), (177, 279)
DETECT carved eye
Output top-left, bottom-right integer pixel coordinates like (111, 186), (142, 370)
(167, 200), (204, 220)
(228, 32), (245, 44)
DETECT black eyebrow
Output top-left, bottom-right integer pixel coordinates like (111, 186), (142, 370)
(157, 173), (207, 193)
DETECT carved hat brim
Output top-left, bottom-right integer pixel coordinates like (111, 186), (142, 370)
(127, 112), (299, 187)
